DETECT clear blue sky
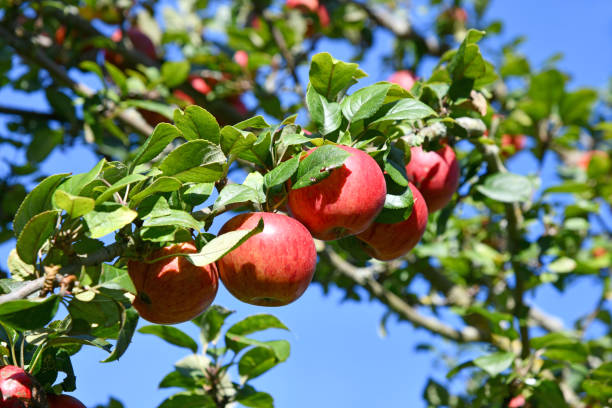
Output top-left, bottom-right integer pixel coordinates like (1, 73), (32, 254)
(0, 1), (610, 407)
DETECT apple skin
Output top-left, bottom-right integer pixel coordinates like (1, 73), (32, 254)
(404, 145), (459, 213)
(217, 212), (317, 306)
(0, 365), (47, 408)
(46, 394), (86, 408)
(287, 145), (387, 241)
(128, 241), (218, 324)
(387, 70), (417, 91)
(355, 182), (428, 261)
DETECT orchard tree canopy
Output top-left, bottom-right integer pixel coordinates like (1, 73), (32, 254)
(0, 0), (610, 407)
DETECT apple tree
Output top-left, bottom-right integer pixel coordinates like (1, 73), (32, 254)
(0, 0), (610, 407)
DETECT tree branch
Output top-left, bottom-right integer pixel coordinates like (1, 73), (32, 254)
(0, 242), (126, 304)
(0, 105), (61, 121)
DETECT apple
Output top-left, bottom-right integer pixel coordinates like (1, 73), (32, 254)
(287, 145), (387, 240)
(105, 28), (156, 68)
(404, 144), (459, 213)
(355, 182), (428, 261)
(0, 365), (47, 408)
(228, 95), (248, 116)
(286, 0), (318, 13)
(217, 212), (317, 306)
(500, 134), (526, 157)
(47, 394), (86, 408)
(189, 75), (212, 95)
(317, 5), (330, 28)
(128, 241), (218, 324)
(577, 150), (607, 170)
(387, 70), (417, 91)
(234, 50), (249, 69)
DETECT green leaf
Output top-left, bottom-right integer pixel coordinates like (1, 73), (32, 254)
(236, 387), (273, 408)
(101, 307), (139, 362)
(7, 249), (35, 280)
(174, 106), (221, 144)
(531, 332), (577, 349)
(94, 174), (146, 205)
(53, 190), (95, 218)
(292, 145), (350, 189)
(0, 295), (60, 331)
(158, 392), (216, 408)
(194, 305), (234, 345)
(105, 62), (127, 93)
(309, 52), (366, 100)
(132, 123), (181, 167)
(158, 370), (199, 389)
(220, 126), (258, 158)
(423, 379), (449, 406)
(99, 264), (137, 293)
(58, 158), (106, 196)
(528, 69), (566, 115)
(83, 203), (138, 239)
(473, 351), (514, 376)
(129, 177), (182, 207)
(138, 325), (198, 353)
(225, 314), (288, 353)
(375, 185), (414, 224)
(341, 83), (391, 123)
(239, 347), (278, 381)
(16, 210), (60, 264)
(560, 89), (598, 126)
(174, 354), (210, 377)
(243, 172), (266, 203)
(448, 29), (487, 80)
(548, 257), (576, 274)
(26, 128), (62, 163)
(124, 100), (174, 121)
(264, 155), (299, 189)
(234, 116), (271, 130)
(186, 218), (264, 266)
(371, 98), (436, 124)
(143, 210), (203, 231)
(13, 173), (68, 237)
(213, 184), (263, 211)
(158, 140), (226, 183)
(544, 181), (592, 194)
(476, 173), (533, 203)
(161, 61), (190, 88)
(306, 85), (342, 135)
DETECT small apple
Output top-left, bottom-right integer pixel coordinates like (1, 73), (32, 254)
(287, 145), (387, 240)
(189, 75), (212, 95)
(47, 394), (86, 408)
(387, 70), (417, 91)
(404, 145), (459, 213)
(217, 212), (317, 306)
(128, 241), (218, 324)
(0, 365), (47, 408)
(234, 50), (249, 69)
(286, 0), (318, 13)
(577, 150), (607, 170)
(500, 134), (526, 157)
(355, 182), (428, 261)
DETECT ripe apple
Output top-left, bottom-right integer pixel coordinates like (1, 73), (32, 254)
(217, 212), (317, 306)
(105, 27), (156, 68)
(128, 241), (218, 324)
(387, 70), (417, 91)
(404, 144), (459, 213)
(286, 0), (318, 13)
(355, 182), (428, 261)
(47, 394), (86, 408)
(234, 50), (249, 69)
(577, 150), (607, 170)
(500, 134), (526, 157)
(0, 365), (47, 408)
(287, 145), (387, 240)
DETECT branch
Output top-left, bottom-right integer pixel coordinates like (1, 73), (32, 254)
(0, 105), (61, 121)
(323, 248), (489, 343)
(0, 242), (126, 304)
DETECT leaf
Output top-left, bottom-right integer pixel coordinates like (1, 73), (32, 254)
(548, 257), (577, 274)
(212, 184), (263, 211)
(13, 173), (68, 237)
(83, 203), (138, 239)
(194, 305), (234, 345)
(243, 172), (266, 203)
(174, 106), (221, 144)
(0, 295), (61, 331)
(225, 314), (288, 353)
(371, 98), (437, 124)
(341, 83), (391, 123)
(7, 249), (35, 280)
(476, 173), (533, 203)
(309, 52), (366, 100)
(105, 62), (127, 93)
(239, 347), (279, 381)
(292, 145), (350, 189)
(174, 354), (210, 376)
(143, 210), (203, 231)
(158, 392), (215, 408)
(306, 85), (342, 135)
(158, 370), (199, 389)
(474, 351), (515, 376)
(99, 264), (137, 293)
(129, 177), (182, 207)
(125, 100), (175, 121)
(53, 190), (95, 218)
(16, 210), (60, 265)
(161, 61), (190, 88)
(236, 388), (274, 408)
(95, 174), (146, 205)
(58, 158), (105, 196)
(264, 156), (299, 189)
(220, 126), (258, 158)
(131, 123), (181, 167)
(234, 116), (271, 130)
(101, 307), (139, 362)
(138, 325), (198, 353)
(375, 185), (414, 224)
(158, 140), (226, 183)
(187, 218), (264, 266)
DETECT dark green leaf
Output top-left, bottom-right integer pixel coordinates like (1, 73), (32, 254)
(341, 83), (391, 123)
(234, 116), (271, 130)
(138, 325), (198, 353)
(238, 347), (278, 381)
(371, 98), (436, 124)
(99, 264), (137, 293)
(132, 123), (181, 167)
(225, 314), (288, 353)
(375, 185), (414, 224)
(158, 140), (226, 183)
(174, 106), (221, 144)
(101, 307), (138, 362)
(158, 392), (216, 408)
(161, 61), (190, 88)
(58, 158), (106, 196)
(194, 305), (234, 345)
(264, 155), (299, 189)
(0, 295), (60, 331)
(158, 370), (199, 389)
(16, 210), (60, 264)
(212, 184), (263, 211)
(129, 177), (183, 207)
(95, 174), (146, 205)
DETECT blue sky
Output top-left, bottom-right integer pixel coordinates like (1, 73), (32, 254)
(0, 1), (610, 407)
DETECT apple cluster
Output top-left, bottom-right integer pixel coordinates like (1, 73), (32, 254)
(127, 140), (459, 325)
(0, 365), (86, 408)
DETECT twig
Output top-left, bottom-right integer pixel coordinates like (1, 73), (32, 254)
(0, 105), (61, 120)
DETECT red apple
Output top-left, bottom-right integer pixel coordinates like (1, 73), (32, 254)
(500, 134), (526, 157)
(404, 145), (459, 213)
(286, 0), (318, 13)
(287, 145), (387, 240)
(189, 75), (212, 95)
(217, 212), (317, 306)
(387, 70), (417, 91)
(0, 365), (47, 408)
(577, 150), (607, 170)
(355, 182), (428, 260)
(47, 394), (86, 408)
(128, 241), (219, 324)
(234, 50), (249, 69)
(317, 5), (330, 28)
